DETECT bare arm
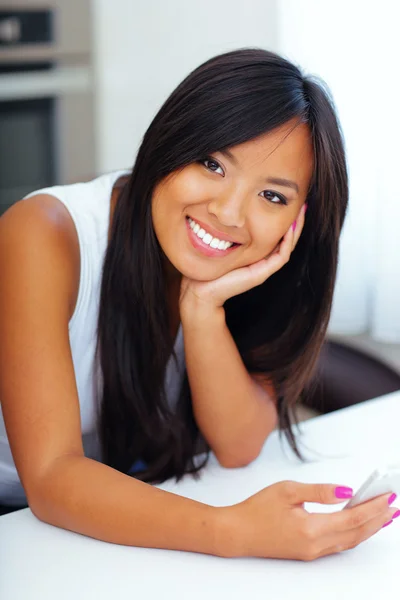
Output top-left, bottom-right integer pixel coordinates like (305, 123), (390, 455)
(181, 304), (278, 469)
(0, 198), (223, 555)
(3, 197), (389, 564)
(30, 455), (220, 552)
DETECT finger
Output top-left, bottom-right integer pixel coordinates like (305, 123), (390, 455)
(280, 481), (355, 506)
(246, 230), (295, 284)
(291, 203), (307, 251)
(216, 215), (300, 300)
(242, 255), (286, 288)
(267, 207), (304, 261)
(207, 256), (284, 301)
(274, 224), (294, 264)
(328, 492), (396, 533)
(316, 507), (399, 559)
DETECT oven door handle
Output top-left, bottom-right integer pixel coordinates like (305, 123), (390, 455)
(0, 66), (91, 100)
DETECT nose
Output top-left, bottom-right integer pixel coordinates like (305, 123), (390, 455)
(207, 190), (247, 229)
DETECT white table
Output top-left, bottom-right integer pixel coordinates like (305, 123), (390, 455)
(1, 391), (399, 600)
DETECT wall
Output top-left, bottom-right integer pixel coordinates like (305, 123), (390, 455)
(91, 0), (279, 174)
(275, 0), (400, 367)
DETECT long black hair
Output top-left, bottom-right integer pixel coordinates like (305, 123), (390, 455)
(96, 48), (348, 484)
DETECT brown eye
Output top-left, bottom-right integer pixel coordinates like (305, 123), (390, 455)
(260, 190), (287, 206)
(200, 157), (224, 176)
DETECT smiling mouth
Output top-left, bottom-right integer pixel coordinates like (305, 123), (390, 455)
(185, 216), (241, 257)
(186, 216), (241, 247)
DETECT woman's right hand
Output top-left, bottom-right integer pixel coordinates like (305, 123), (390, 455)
(218, 481), (398, 561)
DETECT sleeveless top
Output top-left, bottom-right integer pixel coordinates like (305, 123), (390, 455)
(0, 170), (186, 506)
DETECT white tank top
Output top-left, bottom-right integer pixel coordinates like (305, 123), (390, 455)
(0, 170), (185, 506)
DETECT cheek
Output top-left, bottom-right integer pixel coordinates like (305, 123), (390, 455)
(152, 182), (179, 228)
(154, 172), (207, 220)
(252, 220), (287, 254)
(175, 172), (203, 204)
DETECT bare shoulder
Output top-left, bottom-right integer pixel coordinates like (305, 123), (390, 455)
(0, 193), (80, 321)
(0, 194), (85, 500)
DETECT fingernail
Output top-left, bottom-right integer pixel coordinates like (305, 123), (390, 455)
(382, 520), (393, 528)
(388, 493), (397, 505)
(335, 486), (354, 499)
(292, 220), (297, 231)
(392, 510), (400, 519)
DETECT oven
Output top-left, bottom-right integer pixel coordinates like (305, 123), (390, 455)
(0, 1), (95, 216)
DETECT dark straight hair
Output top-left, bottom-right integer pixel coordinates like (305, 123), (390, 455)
(96, 48), (348, 484)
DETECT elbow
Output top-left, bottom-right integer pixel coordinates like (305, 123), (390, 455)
(23, 458), (72, 524)
(214, 430), (271, 469)
(29, 501), (47, 523)
(25, 487), (51, 523)
(216, 448), (261, 469)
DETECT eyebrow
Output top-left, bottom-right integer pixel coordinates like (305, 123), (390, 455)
(219, 149), (300, 195)
(265, 177), (299, 194)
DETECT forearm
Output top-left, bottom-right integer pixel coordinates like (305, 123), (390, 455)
(30, 455), (223, 555)
(181, 306), (277, 467)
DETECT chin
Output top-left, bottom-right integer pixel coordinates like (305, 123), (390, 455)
(174, 257), (228, 282)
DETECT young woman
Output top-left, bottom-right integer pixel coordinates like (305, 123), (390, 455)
(0, 48), (397, 560)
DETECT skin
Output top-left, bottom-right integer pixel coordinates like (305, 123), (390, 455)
(149, 118), (399, 558)
(0, 118), (397, 560)
(151, 118), (313, 328)
(149, 119), (312, 467)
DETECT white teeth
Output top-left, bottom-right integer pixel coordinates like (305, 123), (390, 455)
(187, 217), (234, 250)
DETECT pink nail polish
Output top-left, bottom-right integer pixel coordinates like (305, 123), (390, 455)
(388, 493), (397, 505)
(382, 520), (393, 528)
(392, 510), (400, 519)
(292, 220), (297, 232)
(335, 486), (354, 499)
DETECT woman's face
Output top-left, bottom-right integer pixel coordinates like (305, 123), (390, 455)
(152, 119), (314, 282)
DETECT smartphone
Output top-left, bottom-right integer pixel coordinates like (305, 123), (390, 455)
(344, 466), (400, 509)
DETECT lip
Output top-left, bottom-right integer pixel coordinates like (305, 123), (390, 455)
(185, 217), (240, 258)
(187, 215), (242, 244)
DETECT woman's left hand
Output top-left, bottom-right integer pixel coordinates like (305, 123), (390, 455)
(180, 203), (306, 313)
